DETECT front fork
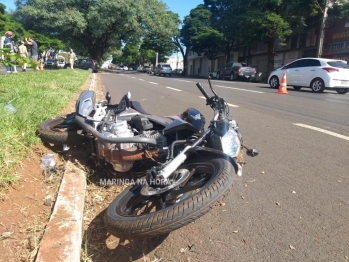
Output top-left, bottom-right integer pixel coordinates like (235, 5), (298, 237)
(156, 128), (211, 181)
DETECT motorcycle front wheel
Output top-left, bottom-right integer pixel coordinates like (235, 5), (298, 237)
(37, 113), (86, 145)
(104, 157), (234, 238)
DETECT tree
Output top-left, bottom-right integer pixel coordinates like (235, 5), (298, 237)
(204, 0), (243, 63)
(181, 5), (223, 60)
(204, 0), (320, 77)
(14, 0), (180, 62)
(327, 0), (349, 27)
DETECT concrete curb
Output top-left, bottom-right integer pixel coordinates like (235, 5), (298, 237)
(35, 161), (86, 262)
(36, 73), (96, 262)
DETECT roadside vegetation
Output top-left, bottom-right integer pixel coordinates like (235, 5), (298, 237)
(0, 69), (91, 187)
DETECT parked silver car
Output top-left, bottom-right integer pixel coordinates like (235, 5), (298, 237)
(153, 64), (172, 76)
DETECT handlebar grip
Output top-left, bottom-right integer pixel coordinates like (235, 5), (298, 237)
(196, 82), (210, 100)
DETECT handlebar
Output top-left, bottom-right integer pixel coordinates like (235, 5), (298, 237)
(196, 82), (210, 101)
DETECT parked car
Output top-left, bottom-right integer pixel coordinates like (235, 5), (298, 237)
(153, 63), (172, 76)
(172, 68), (183, 75)
(108, 64), (117, 70)
(56, 56), (65, 68)
(123, 66), (128, 70)
(217, 61), (256, 81)
(65, 58), (99, 73)
(209, 68), (221, 79)
(268, 58), (349, 94)
(142, 66), (153, 73)
(44, 59), (58, 69)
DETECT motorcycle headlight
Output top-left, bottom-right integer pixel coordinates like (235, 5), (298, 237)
(221, 128), (241, 158)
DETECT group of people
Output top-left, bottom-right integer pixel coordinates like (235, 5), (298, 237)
(1, 31), (38, 73)
(1, 30), (77, 72)
(41, 49), (57, 62)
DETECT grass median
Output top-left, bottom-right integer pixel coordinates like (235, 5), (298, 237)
(0, 69), (91, 188)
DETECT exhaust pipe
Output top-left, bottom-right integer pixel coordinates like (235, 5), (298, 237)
(75, 115), (157, 145)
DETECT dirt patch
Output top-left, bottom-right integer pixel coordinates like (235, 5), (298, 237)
(0, 74), (98, 262)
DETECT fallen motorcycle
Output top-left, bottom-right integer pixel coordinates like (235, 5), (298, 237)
(37, 77), (258, 238)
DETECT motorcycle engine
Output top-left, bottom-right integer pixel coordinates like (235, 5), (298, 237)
(98, 120), (135, 172)
(97, 118), (167, 173)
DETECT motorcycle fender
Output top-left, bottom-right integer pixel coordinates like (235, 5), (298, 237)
(75, 90), (96, 117)
(188, 146), (240, 175)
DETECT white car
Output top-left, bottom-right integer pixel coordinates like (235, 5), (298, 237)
(268, 58), (349, 94)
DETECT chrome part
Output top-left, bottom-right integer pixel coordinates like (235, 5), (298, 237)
(140, 169), (191, 196)
(157, 146), (191, 180)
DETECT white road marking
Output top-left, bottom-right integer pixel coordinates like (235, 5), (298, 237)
(227, 103), (240, 108)
(294, 123), (349, 141)
(198, 96), (239, 107)
(166, 86), (182, 91)
(174, 79), (193, 83)
(215, 85), (264, 93)
(149, 82), (158, 85)
(139, 79), (144, 81)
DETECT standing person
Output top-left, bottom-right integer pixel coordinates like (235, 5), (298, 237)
(18, 40), (28, 72)
(68, 49), (76, 69)
(3, 31), (18, 73)
(25, 36), (38, 61)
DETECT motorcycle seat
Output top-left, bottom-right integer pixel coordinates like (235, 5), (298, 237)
(131, 101), (173, 127)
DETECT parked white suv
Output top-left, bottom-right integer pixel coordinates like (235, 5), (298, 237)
(268, 58), (349, 94)
(153, 64), (172, 76)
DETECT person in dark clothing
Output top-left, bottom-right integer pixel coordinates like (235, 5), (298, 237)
(25, 36), (38, 61)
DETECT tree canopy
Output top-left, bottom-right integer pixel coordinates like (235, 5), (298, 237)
(14, 0), (180, 62)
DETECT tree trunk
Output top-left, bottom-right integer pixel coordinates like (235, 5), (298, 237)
(183, 51), (188, 76)
(266, 37), (276, 83)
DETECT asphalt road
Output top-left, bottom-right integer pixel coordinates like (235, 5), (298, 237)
(99, 71), (349, 262)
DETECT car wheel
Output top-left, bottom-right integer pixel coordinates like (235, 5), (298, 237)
(229, 73), (234, 81)
(293, 86), (302, 90)
(269, 76), (279, 89)
(336, 88), (348, 94)
(310, 78), (325, 93)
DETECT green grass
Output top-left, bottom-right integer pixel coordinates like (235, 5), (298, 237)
(0, 69), (91, 187)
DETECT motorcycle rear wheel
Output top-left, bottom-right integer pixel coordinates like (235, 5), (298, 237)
(104, 157), (234, 238)
(37, 113), (86, 145)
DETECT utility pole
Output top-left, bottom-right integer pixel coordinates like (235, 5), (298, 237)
(316, 0), (329, 58)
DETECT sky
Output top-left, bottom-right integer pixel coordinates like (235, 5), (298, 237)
(1, 0), (204, 21)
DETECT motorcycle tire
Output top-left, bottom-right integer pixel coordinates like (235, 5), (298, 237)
(37, 113), (86, 145)
(104, 157), (234, 238)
